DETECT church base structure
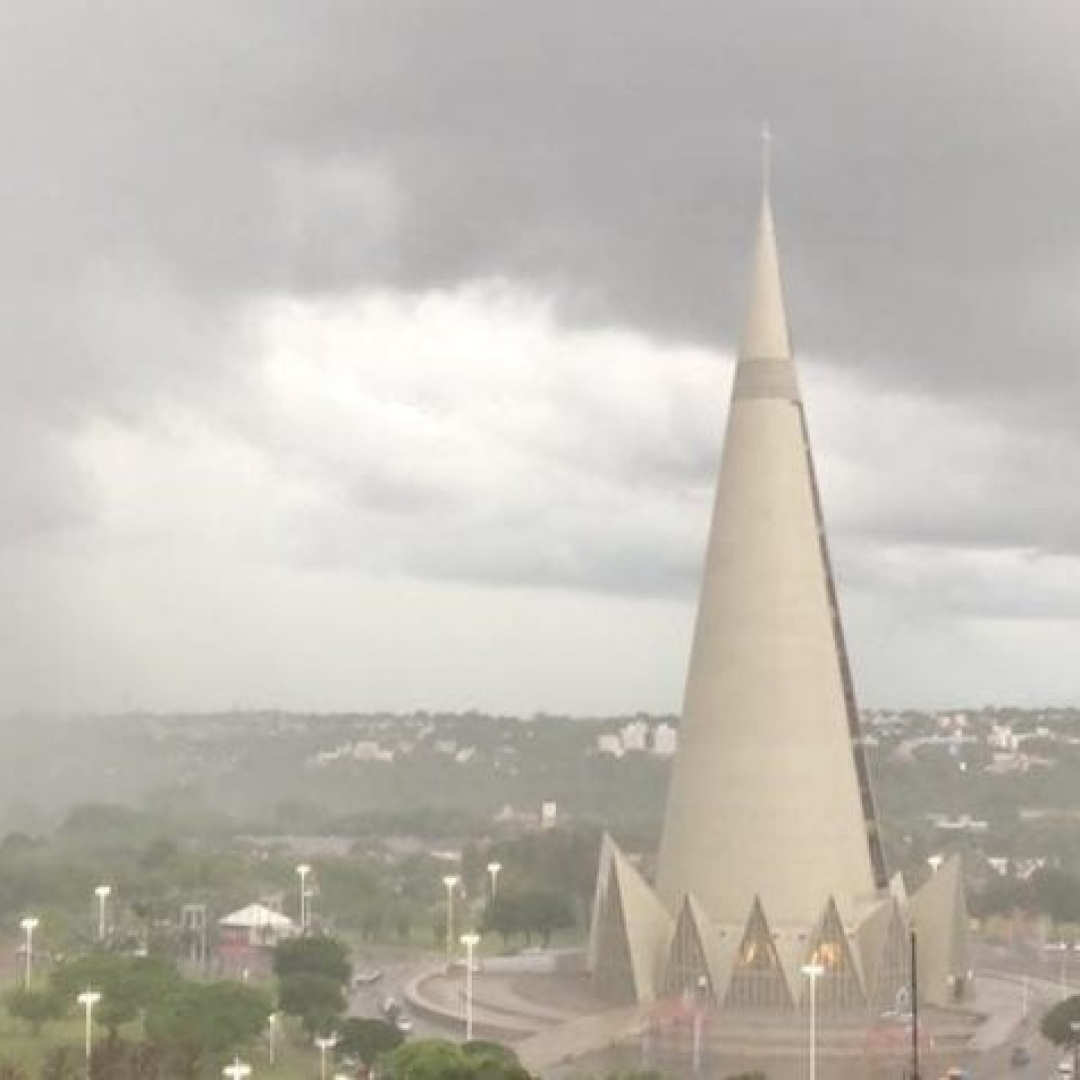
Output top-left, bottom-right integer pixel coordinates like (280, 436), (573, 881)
(580, 1007), (981, 1080)
(590, 834), (974, 1017)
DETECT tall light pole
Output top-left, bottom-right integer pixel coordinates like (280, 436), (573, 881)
(801, 962), (825, 1080)
(315, 1034), (337, 1080)
(94, 885), (112, 942)
(77, 988), (101, 1079)
(267, 1011), (279, 1065)
(461, 932), (481, 1040)
(296, 863), (312, 933)
(486, 862), (502, 899)
(692, 974), (708, 1072)
(20, 916), (39, 988)
(442, 875), (460, 966)
(222, 1056), (252, 1080)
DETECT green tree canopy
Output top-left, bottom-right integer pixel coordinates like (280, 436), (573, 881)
(273, 934), (352, 985)
(384, 1039), (532, 1080)
(337, 1017), (404, 1065)
(482, 888), (575, 946)
(50, 953), (181, 1039)
(144, 980), (271, 1063)
(5, 987), (62, 1036)
(1041, 995), (1080, 1047)
(278, 972), (347, 1036)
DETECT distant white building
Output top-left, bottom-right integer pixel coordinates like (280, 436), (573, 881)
(652, 723), (677, 756)
(621, 720), (649, 752)
(989, 724), (1019, 751)
(352, 741), (395, 762)
(598, 733), (623, 757)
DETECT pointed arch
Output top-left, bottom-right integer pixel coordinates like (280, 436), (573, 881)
(592, 864), (637, 1004)
(661, 895), (716, 1001)
(803, 897), (867, 1013)
(723, 897), (794, 1011)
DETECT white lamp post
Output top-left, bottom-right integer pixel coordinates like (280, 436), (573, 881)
(315, 1034), (337, 1080)
(222, 1056), (252, 1080)
(267, 1011), (279, 1065)
(801, 962), (825, 1080)
(94, 885), (112, 942)
(486, 862), (502, 898)
(296, 863), (312, 933)
(442, 875), (460, 966)
(460, 931), (481, 1040)
(77, 988), (101, 1077)
(20, 916), (39, 988)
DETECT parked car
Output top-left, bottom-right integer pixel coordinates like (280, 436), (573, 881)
(1011, 1047), (1031, 1067)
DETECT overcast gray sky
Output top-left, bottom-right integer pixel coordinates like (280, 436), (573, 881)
(2, 1), (1079, 716)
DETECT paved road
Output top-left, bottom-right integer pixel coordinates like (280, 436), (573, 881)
(348, 954), (458, 1041)
(970, 951), (1070, 1080)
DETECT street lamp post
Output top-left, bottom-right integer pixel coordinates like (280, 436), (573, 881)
(692, 974), (708, 1073)
(77, 988), (101, 1079)
(296, 863), (312, 933)
(461, 932), (481, 1040)
(94, 885), (112, 942)
(267, 1011), (279, 1065)
(315, 1034), (337, 1080)
(442, 875), (460, 967)
(486, 862), (502, 898)
(222, 1056), (252, 1080)
(1071, 1021), (1080, 1080)
(801, 962), (825, 1080)
(20, 917), (39, 988)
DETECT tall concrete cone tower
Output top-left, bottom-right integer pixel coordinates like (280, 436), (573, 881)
(589, 162), (972, 1015)
(654, 187), (887, 928)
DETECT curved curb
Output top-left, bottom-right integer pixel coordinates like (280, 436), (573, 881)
(403, 967), (533, 1042)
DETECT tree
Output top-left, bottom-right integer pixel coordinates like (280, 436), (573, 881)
(1041, 995), (1080, 1047)
(5, 987), (61, 1036)
(1028, 869), (1080, 926)
(144, 981), (271, 1066)
(278, 973), (347, 1036)
(482, 889), (575, 947)
(481, 894), (525, 946)
(51, 954), (181, 1042)
(337, 1018), (404, 1065)
(273, 935), (352, 985)
(384, 1040), (532, 1080)
(522, 890), (575, 947)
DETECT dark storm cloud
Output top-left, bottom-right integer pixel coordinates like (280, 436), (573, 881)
(2, 1), (1080, 607)
(5, 2), (1079, 397)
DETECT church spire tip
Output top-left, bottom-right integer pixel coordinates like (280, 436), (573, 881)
(760, 122), (772, 202)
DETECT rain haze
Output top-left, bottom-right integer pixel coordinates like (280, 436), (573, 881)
(3, 1), (1080, 716)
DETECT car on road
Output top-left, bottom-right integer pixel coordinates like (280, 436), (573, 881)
(1011, 1047), (1031, 1067)
(354, 969), (384, 987)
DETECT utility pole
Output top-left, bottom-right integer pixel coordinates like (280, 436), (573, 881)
(910, 928), (920, 1080)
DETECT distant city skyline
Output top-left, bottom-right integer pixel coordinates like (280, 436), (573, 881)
(3, 3), (1080, 714)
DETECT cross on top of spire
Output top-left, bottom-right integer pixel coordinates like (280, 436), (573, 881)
(761, 123), (772, 198)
